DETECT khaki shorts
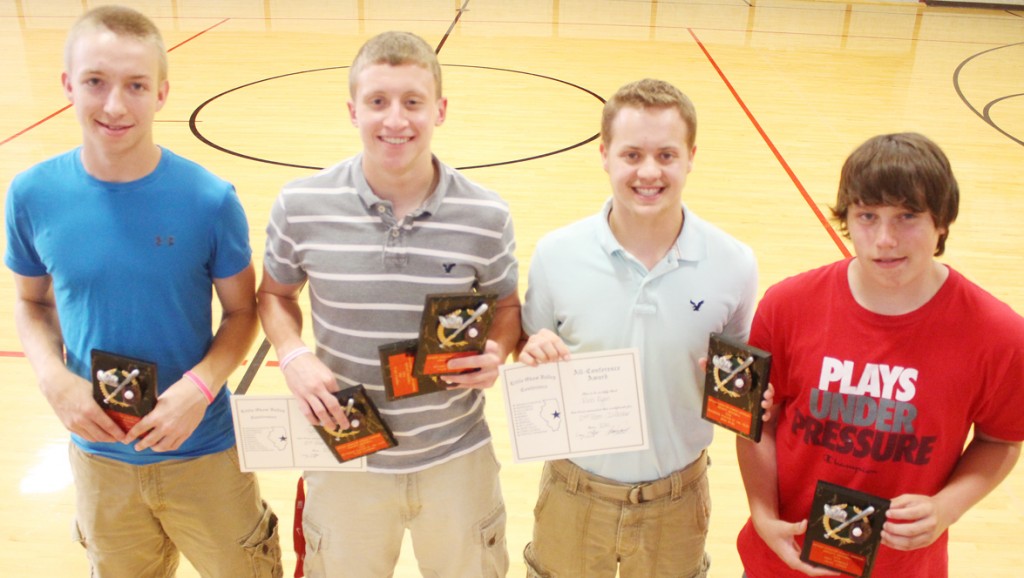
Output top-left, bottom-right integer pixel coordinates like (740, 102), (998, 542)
(525, 452), (711, 578)
(70, 444), (282, 578)
(301, 442), (508, 578)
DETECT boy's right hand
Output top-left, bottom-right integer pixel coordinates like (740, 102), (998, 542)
(42, 372), (126, 443)
(753, 517), (841, 576)
(281, 353), (349, 430)
(518, 328), (571, 366)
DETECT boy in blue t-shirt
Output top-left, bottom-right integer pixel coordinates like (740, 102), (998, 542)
(4, 5), (281, 576)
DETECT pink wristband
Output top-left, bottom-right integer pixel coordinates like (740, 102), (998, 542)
(184, 371), (215, 405)
(279, 346), (312, 371)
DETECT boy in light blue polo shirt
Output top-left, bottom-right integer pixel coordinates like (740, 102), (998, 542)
(520, 78), (758, 578)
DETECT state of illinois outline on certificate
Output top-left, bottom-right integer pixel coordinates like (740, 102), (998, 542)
(229, 394), (366, 472)
(499, 348), (648, 463)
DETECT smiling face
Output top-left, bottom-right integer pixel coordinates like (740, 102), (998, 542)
(348, 63), (447, 180)
(62, 26), (168, 166)
(601, 105), (695, 227)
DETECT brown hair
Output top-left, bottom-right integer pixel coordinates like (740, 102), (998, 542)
(349, 31), (441, 98)
(65, 5), (167, 81)
(601, 78), (696, 149)
(831, 133), (959, 256)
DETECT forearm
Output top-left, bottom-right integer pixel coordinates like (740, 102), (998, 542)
(190, 303), (259, 392)
(257, 288), (307, 355)
(487, 292), (522, 361)
(14, 298), (71, 387)
(13, 280), (126, 442)
(737, 421), (783, 528)
(933, 433), (1021, 525)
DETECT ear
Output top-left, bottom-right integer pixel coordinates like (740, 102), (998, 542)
(686, 145), (697, 174)
(155, 80), (169, 112)
(61, 71), (74, 103)
(435, 96), (448, 126)
(599, 141), (609, 174)
(347, 100), (358, 127)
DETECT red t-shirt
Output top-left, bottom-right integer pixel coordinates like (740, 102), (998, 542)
(737, 260), (1024, 578)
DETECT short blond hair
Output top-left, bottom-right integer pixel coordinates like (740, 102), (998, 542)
(65, 5), (168, 82)
(601, 78), (696, 149)
(348, 31), (441, 98)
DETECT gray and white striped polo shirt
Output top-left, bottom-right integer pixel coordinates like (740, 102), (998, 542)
(264, 154), (518, 473)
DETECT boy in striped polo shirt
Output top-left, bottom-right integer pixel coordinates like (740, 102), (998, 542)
(258, 31), (520, 577)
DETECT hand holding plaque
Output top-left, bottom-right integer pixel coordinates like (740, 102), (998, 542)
(700, 333), (771, 442)
(314, 385), (397, 462)
(91, 349), (158, 433)
(412, 292), (497, 377)
(800, 481), (890, 577)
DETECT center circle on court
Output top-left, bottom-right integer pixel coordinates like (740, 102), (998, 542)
(189, 64), (605, 171)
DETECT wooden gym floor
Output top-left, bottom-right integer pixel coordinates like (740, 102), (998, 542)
(1, 1), (1022, 576)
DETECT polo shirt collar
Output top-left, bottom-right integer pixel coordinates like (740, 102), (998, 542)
(353, 154), (447, 218)
(597, 199), (706, 266)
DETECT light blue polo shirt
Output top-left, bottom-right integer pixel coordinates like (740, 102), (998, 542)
(522, 199), (758, 483)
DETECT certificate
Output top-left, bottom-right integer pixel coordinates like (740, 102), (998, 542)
(499, 349), (648, 463)
(229, 394), (366, 472)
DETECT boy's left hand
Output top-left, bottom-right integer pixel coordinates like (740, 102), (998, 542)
(882, 493), (950, 551)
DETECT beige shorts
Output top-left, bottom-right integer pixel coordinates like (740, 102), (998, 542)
(69, 444), (282, 578)
(301, 442), (508, 578)
(525, 452), (711, 578)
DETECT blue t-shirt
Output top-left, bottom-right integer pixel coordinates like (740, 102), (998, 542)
(5, 147), (251, 464)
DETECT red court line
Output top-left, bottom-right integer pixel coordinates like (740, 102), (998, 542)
(0, 17), (231, 148)
(688, 28), (851, 259)
(0, 106), (72, 147)
(0, 350), (277, 371)
(167, 17), (230, 52)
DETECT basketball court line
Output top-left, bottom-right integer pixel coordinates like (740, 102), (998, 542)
(688, 27), (851, 257)
(0, 2), (855, 361)
(0, 17), (230, 148)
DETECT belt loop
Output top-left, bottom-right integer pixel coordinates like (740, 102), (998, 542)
(627, 485), (644, 504)
(565, 461), (581, 495)
(669, 468), (684, 500)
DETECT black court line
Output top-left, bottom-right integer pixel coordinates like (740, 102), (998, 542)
(189, 63), (602, 172)
(236, 2), (476, 394)
(437, 0), (471, 54)
(435, 64), (602, 170)
(688, 28), (850, 258)
(189, 65), (344, 171)
(952, 41), (1024, 147)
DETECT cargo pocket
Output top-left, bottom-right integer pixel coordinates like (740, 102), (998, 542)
(478, 505), (509, 578)
(71, 519), (88, 550)
(240, 500), (283, 578)
(693, 472), (712, 536)
(301, 520), (327, 578)
(533, 465), (555, 518)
